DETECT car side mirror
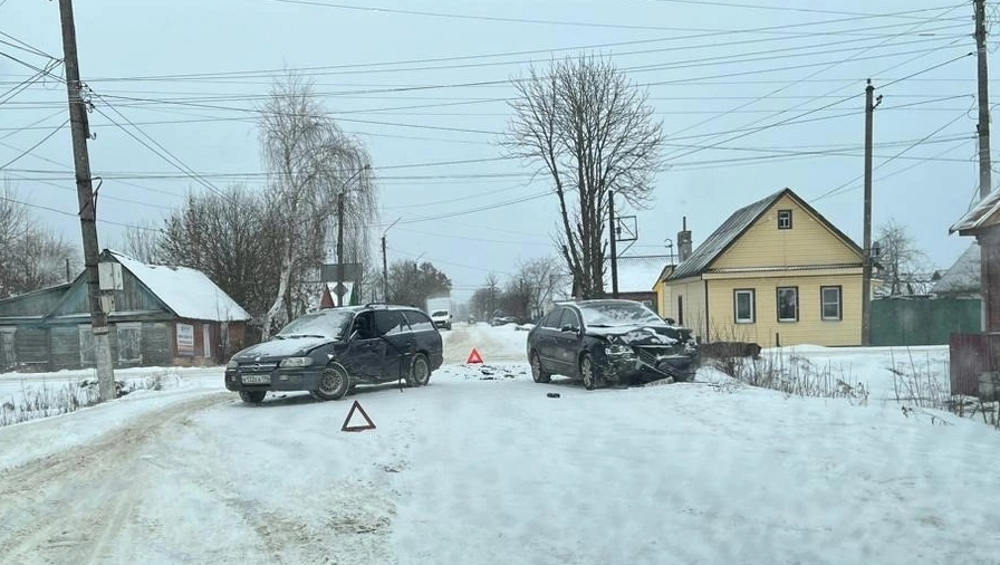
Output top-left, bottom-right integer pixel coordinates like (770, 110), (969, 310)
(663, 317), (676, 325)
(560, 324), (579, 334)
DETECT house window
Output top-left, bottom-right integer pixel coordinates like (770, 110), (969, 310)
(117, 323), (142, 364)
(79, 325), (95, 366)
(734, 289), (755, 324)
(776, 287), (799, 322)
(821, 286), (843, 321)
(777, 209), (793, 230)
(0, 327), (15, 370)
(677, 296), (684, 326)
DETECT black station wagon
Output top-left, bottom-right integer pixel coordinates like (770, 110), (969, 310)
(225, 305), (444, 403)
(527, 299), (700, 389)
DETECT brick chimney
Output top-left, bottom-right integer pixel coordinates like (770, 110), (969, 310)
(677, 216), (692, 263)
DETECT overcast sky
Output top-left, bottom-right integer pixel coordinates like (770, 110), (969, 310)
(2, 0), (989, 299)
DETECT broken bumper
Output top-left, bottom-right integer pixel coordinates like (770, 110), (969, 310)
(223, 368), (325, 392)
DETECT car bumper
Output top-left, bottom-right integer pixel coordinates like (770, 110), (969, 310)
(603, 353), (700, 383)
(224, 368), (325, 392)
(432, 320), (451, 328)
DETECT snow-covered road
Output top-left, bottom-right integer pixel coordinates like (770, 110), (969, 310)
(0, 326), (996, 564)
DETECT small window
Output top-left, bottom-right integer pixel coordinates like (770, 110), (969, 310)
(402, 310), (434, 332)
(777, 209), (793, 230)
(777, 287), (799, 322)
(79, 324), (96, 366)
(117, 323), (142, 364)
(374, 311), (409, 336)
(734, 289), (755, 324)
(821, 286), (843, 321)
(677, 296), (684, 326)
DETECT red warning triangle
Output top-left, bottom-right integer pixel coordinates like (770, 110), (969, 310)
(319, 285), (335, 309)
(341, 400), (376, 432)
(466, 348), (484, 364)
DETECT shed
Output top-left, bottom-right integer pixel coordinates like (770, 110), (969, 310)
(0, 250), (251, 372)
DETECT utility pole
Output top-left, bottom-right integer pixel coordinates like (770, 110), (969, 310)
(58, 0), (115, 401)
(609, 190), (619, 298)
(861, 79), (882, 347)
(977, 0), (992, 200)
(336, 192), (345, 307)
(381, 235), (388, 302)
(976, 0), (994, 332)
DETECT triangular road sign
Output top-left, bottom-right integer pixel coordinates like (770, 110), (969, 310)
(467, 348), (484, 364)
(341, 400), (376, 432)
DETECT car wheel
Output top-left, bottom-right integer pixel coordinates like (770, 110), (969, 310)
(313, 363), (350, 400)
(405, 353), (431, 387)
(239, 390), (266, 403)
(579, 353), (603, 391)
(530, 351), (551, 384)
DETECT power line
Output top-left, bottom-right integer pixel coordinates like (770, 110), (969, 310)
(0, 118), (68, 170)
(652, 0), (964, 20)
(0, 193), (163, 231)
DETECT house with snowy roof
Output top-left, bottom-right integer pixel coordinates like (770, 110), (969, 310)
(0, 250), (251, 372)
(662, 188), (864, 347)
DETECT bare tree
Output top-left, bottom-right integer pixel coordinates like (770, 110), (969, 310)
(505, 56), (664, 299)
(385, 260), (452, 309)
(0, 182), (77, 298)
(876, 219), (930, 296)
(119, 221), (163, 264)
(258, 74), (377, 337)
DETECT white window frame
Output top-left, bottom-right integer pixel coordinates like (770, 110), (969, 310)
(202, 324), (212, 359)
(733, 289), (755, 324)
(777, 209), (793, 230)
(821, 286), (843, 321)
(117, 322), (143, 364)
(776, 287), (799, 323)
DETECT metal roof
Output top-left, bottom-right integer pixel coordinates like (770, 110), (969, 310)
(669, 189), (786, 280)
(951, 189), (1000, 234)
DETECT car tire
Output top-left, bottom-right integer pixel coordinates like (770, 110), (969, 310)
(405, 353), (431, 387)
(579, 353), (604, 391)
(313, 363), (351, 400)
(239, 390), (266, 403)
(530, 351), (551, 384)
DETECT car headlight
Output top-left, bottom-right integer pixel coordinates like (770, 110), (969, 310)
(605, 344), (634, 356)
(279, 356), (313, 368)
(226, 359), (238, 370)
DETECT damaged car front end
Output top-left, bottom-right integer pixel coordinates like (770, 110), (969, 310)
(596, 325), (700, 384)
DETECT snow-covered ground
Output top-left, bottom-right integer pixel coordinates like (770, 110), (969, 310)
(0, 326), (995, 564)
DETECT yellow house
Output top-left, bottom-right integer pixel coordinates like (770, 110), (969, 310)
(661, 188), (864, 347)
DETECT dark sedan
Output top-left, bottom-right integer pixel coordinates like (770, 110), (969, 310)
(526, 300), (699, 389)
(225, 305), (443, 403)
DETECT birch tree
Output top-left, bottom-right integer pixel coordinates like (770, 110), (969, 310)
(505, 56), (664, 299)
(258, 75), (377, 337)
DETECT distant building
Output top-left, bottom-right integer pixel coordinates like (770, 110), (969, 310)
(0, 250), (251, 372)
(607, 255), (673, 314)
(931, 243), (981, 299)
(662, 188), (864, 346)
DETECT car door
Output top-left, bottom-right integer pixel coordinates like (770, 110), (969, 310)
(402, 310), (443, 369)
(373, 310), (412, 381)
(342, 311), (386, 378)
(532, 309), (559, 367)
(552, 308), (584, 375)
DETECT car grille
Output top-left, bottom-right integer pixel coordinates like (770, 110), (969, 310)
(239, 362), (278, 373)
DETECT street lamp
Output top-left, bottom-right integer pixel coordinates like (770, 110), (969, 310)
(336, 164), (371, 306)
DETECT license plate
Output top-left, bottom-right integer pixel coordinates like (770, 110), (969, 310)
(242, 374), (271, 385)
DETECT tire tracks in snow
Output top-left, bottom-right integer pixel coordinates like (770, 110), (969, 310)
(0, 392), (229, 563)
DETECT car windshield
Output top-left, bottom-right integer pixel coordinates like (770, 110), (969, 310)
(431, 311), (448, 317)
(276, 310), (355, 340)
(577, 302), (664, 327)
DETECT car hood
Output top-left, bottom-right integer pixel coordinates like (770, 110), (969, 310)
(585, 324), (690, 346)
(234, 336), (336, 361)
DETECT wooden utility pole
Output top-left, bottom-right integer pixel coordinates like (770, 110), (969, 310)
(609, 190), (619, 298)
(861, 79), (882, 347)
(58, 0), (115, 401)
(976, 0), (992, 200)
(976, 0), (994, 332)
(381, 235), (388, 302)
